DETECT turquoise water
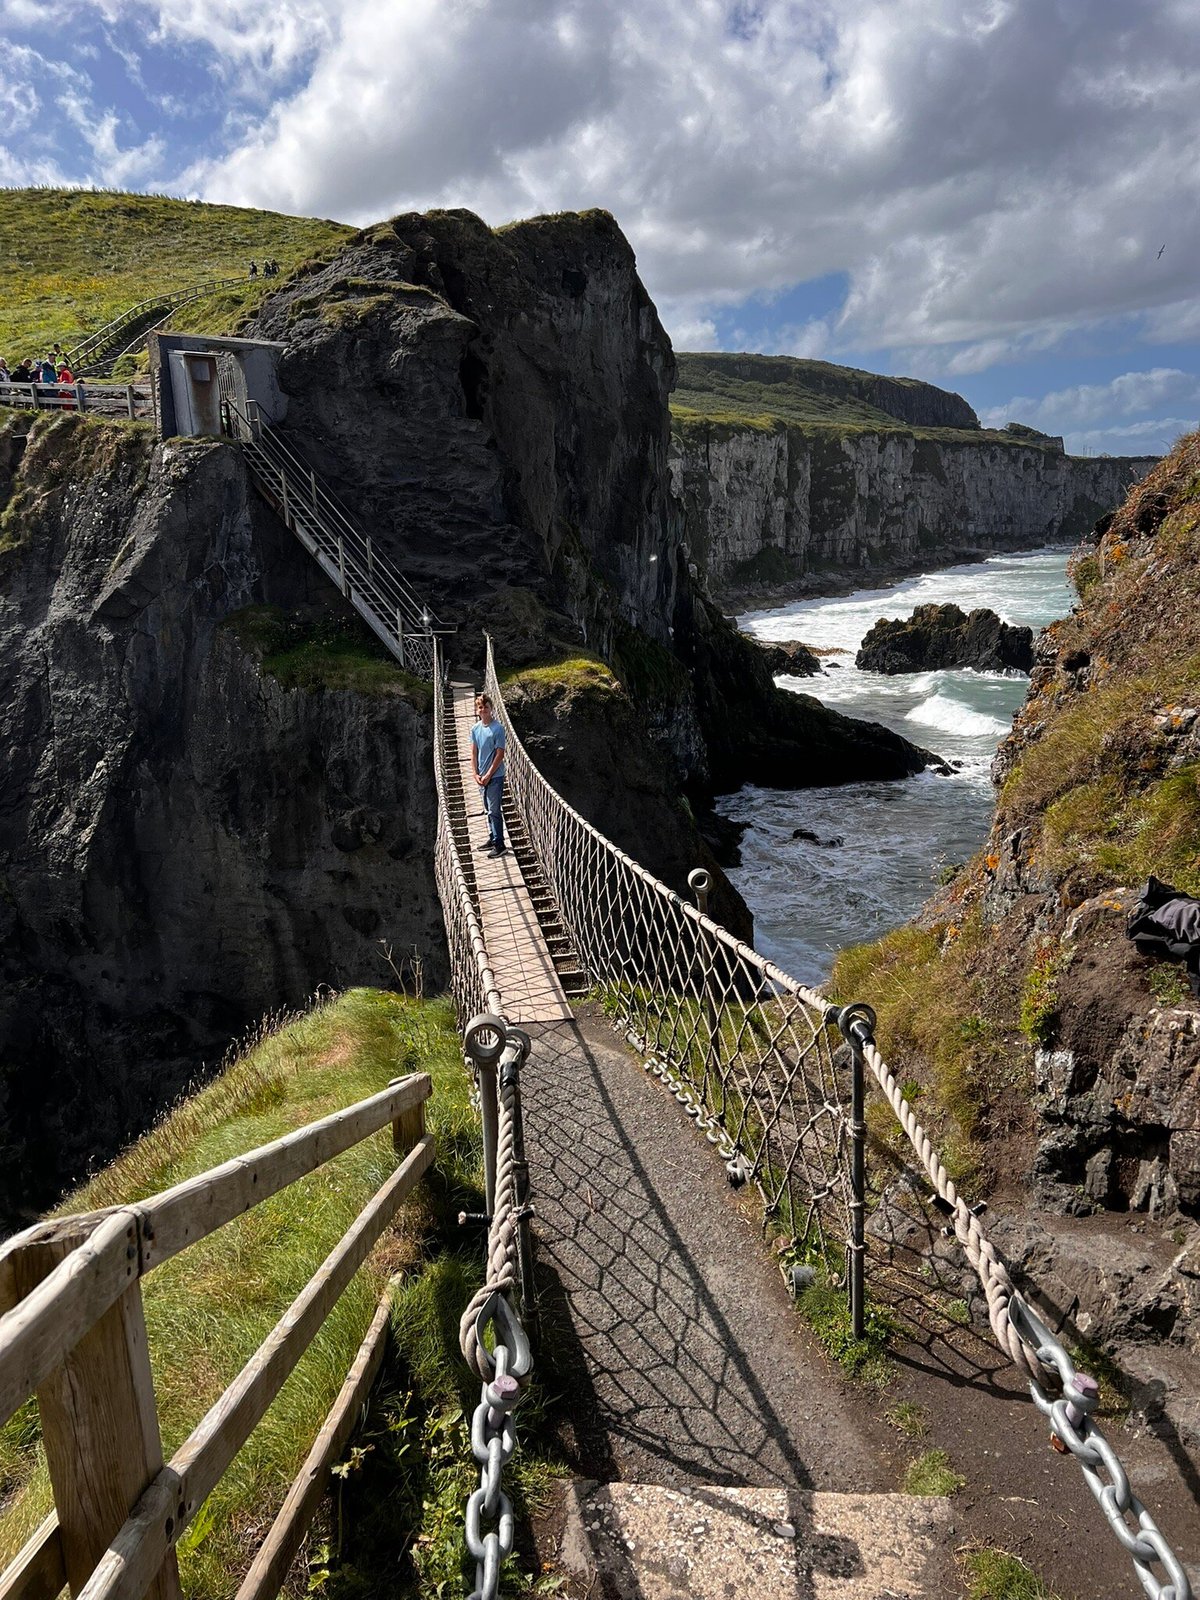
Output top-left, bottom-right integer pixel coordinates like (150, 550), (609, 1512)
(723, 548), (1074, 984)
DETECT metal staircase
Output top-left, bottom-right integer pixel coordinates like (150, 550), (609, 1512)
(228, 404), (441, 679)
(70, 276), (248, 376)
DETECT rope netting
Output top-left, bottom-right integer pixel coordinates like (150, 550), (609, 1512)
(483, 638), (1041, 1373)
(484, 639), (854, 1266)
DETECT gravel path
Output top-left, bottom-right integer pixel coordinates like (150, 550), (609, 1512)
(522, 1009), (889, 1491)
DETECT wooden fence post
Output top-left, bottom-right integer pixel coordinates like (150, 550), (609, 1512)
(389, 1078), (426, 1156)
(11, 1218), (182, 1600)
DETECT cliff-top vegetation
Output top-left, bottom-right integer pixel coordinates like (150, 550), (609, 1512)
(0, 188), (352, 359)
(672, 350), (1066, 451)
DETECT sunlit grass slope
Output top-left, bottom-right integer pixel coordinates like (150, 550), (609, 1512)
(0, 188), (352, 359)
(0, 987), (470, 1600)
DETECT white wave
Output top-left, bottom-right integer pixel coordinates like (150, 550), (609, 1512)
(904, 692), (1009, 738)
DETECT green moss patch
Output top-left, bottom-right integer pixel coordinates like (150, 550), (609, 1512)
(498, 651), (617, 697)
(902, 1448), (965, 1496)
(961, 1548), (1060, 1600)
(224, 605), (431, 705)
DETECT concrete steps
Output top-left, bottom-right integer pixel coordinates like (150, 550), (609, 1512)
(557, 1481), (958, 1600)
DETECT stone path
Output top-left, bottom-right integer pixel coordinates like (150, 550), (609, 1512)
(522, 1010), (887, 1491)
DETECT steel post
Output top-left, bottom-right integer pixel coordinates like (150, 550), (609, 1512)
(688, 868), (718, 1090)
(479, 1059), (500, 1216)
(832, 1002), (875, 1343)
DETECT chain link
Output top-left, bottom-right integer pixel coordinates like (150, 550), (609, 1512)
(1009, 1297), (1192, 1600)
(465, 1340), (522, 1600)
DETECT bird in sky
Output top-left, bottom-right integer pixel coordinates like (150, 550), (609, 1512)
(1157, 244), (1166, 259)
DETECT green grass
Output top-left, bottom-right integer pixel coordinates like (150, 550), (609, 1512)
(0, 410), (155, 560)
(498, 652), (618, 695)
(796, 1275), (896, 1387)
(902, 1448), (965, 1496)
(0, 188), (352, 361)
(961, 1548), (1061, 1600)
(885, 1400), (928, 1439)
(224, 606), (432, 705)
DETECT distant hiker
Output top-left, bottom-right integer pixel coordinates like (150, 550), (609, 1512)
(0, 359), (10, 387)
(471, 693), (507, 858)
(39, 358), (56, 384)
(57, 363), (75, 410)
(12, 360), (31, 384)
(248, 260), (258, 279)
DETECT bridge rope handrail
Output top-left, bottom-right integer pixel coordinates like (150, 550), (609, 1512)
(483, 636), (1192, 1599)
(430, 639), (533, 1600)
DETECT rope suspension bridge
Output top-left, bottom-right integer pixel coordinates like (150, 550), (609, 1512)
(0, 349), (1193, 1600)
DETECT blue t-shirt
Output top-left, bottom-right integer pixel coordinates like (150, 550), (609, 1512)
(471, 718), (506, 782)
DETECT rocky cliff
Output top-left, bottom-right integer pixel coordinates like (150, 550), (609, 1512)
(834, 430), (1200, 1222)
(0, 210), (940, 1223)
(0, 413), (443, 1225)
(673, 416), (1157, 599)
(245, 210), (934, 796)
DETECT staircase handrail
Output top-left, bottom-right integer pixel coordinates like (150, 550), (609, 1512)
(247, 419), (441, 632)
(68, 275), (248, 369)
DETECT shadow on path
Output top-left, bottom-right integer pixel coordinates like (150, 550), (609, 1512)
(522, 1010), (885, 1491)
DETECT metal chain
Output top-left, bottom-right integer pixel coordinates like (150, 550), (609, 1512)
(1008, 1298), (1192, 1600)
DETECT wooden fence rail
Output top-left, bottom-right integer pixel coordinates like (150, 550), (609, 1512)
(0, 383), (152, 420)
(0, 1072), (434, 1600)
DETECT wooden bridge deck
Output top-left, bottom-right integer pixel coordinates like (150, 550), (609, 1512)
(450, 683), (572, 1024)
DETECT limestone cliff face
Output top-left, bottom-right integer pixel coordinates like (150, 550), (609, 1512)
(672, 421), (1157, 596)
(0, 414), (441, 1225)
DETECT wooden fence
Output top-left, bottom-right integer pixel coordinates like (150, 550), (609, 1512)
(0, 1072), (434, 1600)
(0, 383), (153, 421)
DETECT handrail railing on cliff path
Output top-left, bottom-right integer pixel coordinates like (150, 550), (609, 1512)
(226, 402), (442, 680)
(483, 637), (1193, 1600)
(67, 277), (249, 376)
(0, 1073), (434, 1600)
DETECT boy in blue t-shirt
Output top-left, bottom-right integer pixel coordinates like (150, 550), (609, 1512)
(470, 693), (507, 857)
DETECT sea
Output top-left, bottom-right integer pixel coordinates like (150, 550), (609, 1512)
(723, 547), (1075, 984)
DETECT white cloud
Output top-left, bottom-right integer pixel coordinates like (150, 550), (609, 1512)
(981, 368), (1200, 432)
(1064, 416), (1197, 457)
(154, 0), (1200, 364)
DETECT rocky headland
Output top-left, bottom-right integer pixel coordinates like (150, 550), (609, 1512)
(0, 208), (934, 1221)
(671, 352), (1158, 603)
(835, 434), (1200, 1438)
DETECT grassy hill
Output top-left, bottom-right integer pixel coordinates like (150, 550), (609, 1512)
(0, 188), (352, 362)
(672, 350), (1060, 450)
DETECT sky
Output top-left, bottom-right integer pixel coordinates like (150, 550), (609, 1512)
(2, 0), (1199, 456)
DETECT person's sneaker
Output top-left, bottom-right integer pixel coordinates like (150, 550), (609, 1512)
(476, 840), (496, 853)
(486, 844), (508, 858)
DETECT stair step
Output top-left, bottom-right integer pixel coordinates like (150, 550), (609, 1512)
(556, 1483), (957, 1600)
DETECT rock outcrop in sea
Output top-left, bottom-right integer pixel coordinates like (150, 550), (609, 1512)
(856, 603), (1034, 675)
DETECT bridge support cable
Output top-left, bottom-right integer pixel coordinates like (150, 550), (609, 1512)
(431, 639), (536, 1600)
(483, 637), (1194, 1599)
(226, 401), (441, 679)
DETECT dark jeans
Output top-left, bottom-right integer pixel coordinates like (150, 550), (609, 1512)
(483, 772), (505, 847)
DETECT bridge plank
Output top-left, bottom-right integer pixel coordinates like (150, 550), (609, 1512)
(451, 685), (572, 1024)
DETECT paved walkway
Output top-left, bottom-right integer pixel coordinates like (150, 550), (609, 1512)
(450, 682), (571, 1025)
(523, 1010), (886, 1490)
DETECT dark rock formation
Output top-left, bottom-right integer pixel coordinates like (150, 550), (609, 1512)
(751, 638), (821, 677)
(856, 604), (1034, 675)
(0, 414), (442, 1225)
(249, 209), (937, 797)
